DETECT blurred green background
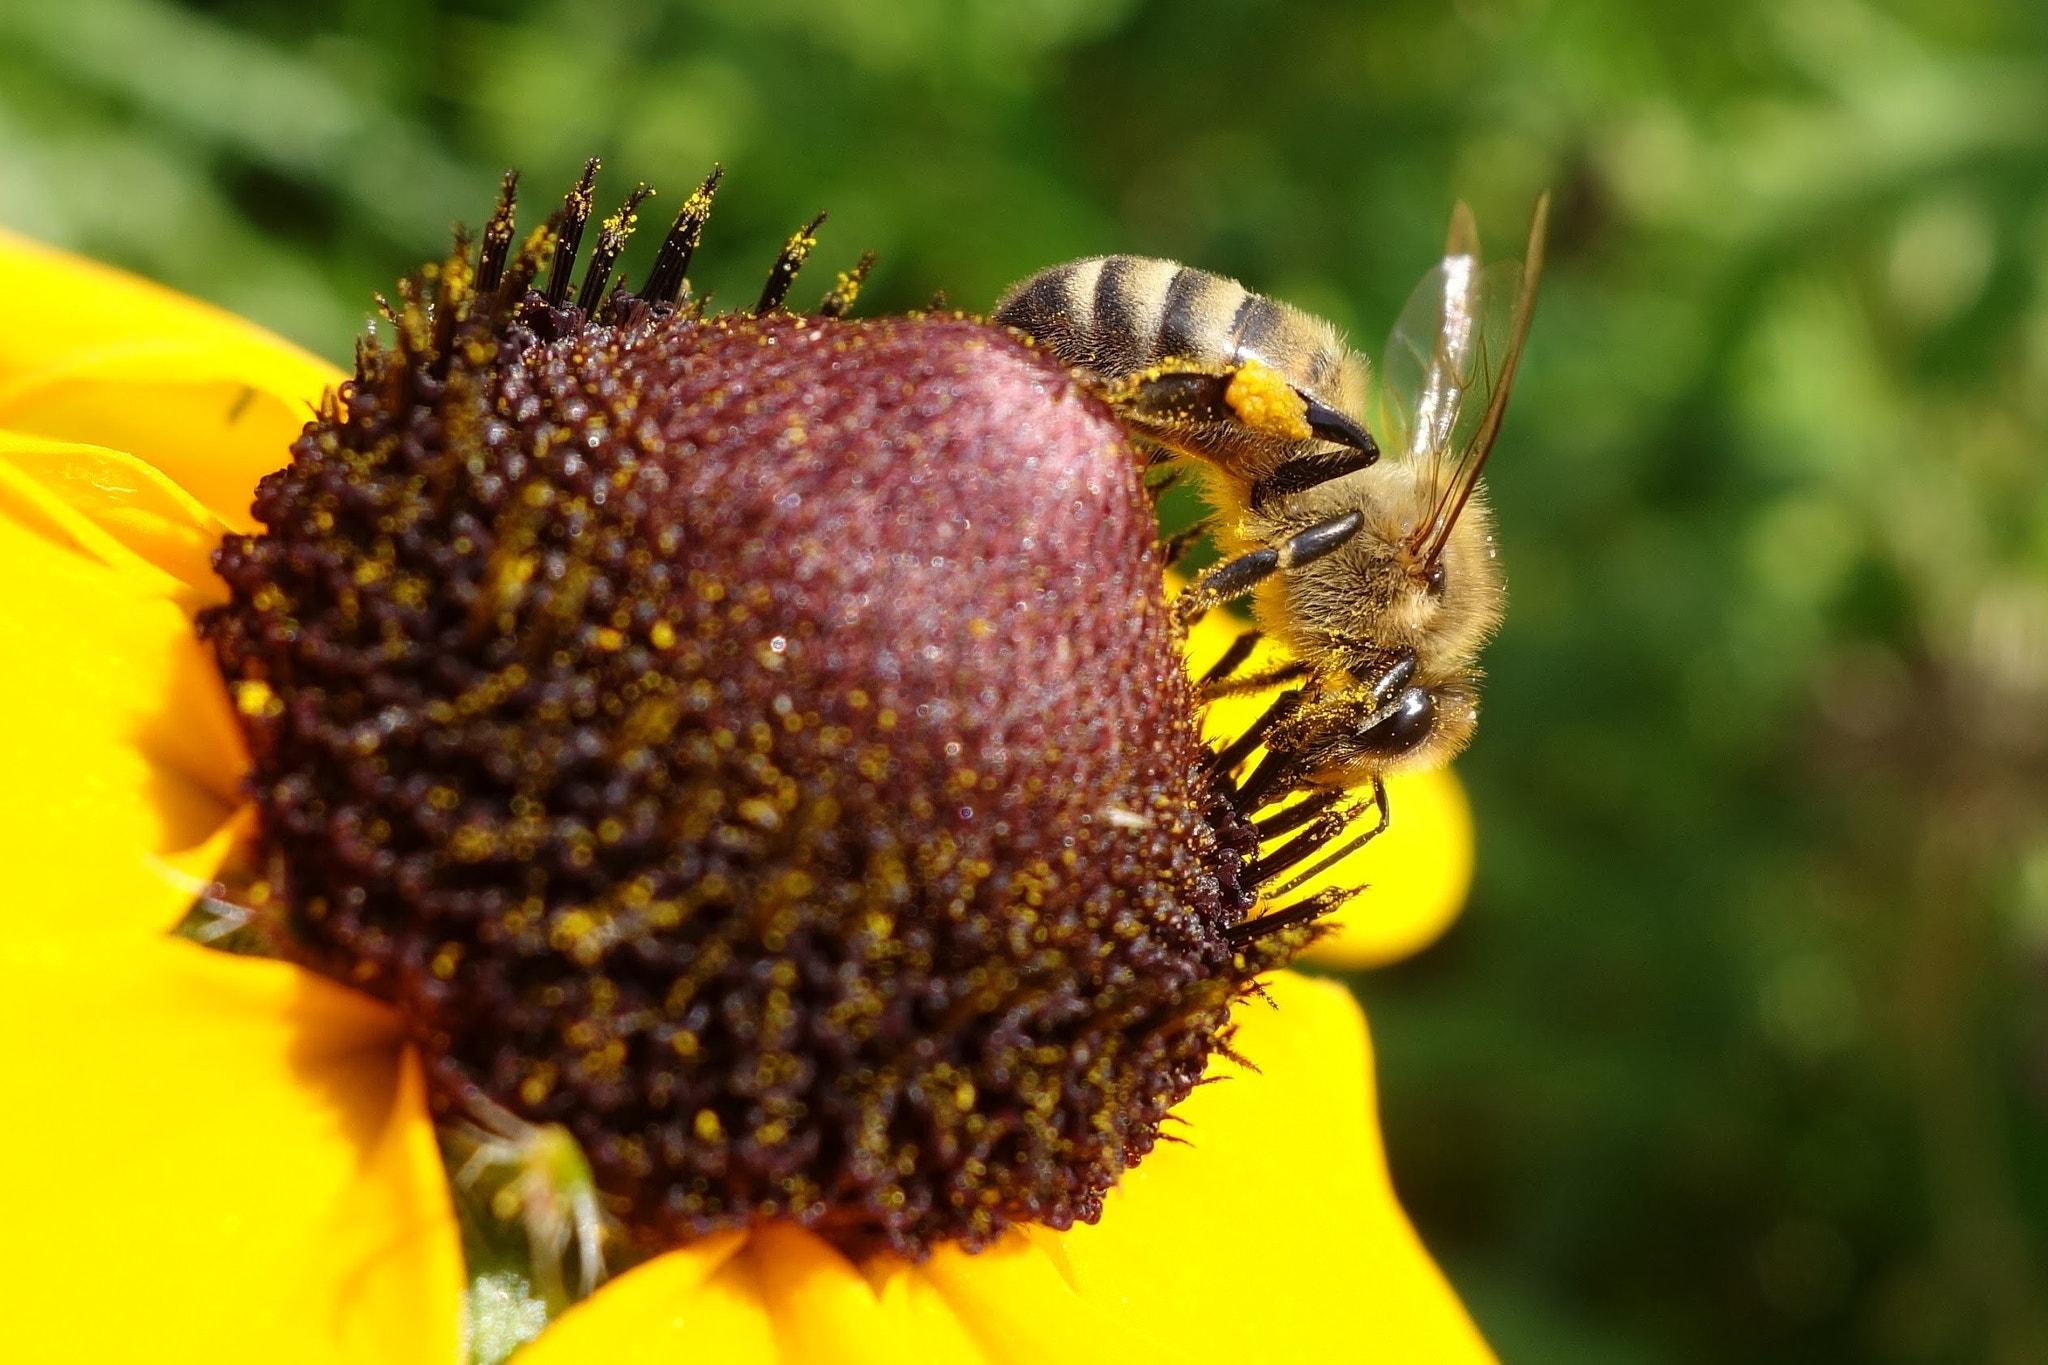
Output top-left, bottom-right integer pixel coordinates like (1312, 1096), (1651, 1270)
(6, 0), (2046, 1359)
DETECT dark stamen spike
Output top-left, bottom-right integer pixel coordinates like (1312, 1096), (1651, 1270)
(817, 250), (877, 318)
(578, 184), (656, 315)
(433, 228), (477, 360)
(496, 223), (556, 307)
(756, 211), (828, 314)
(544, 158), (601, 307)
(643, 166), (723, 307)
(477, 170), (520, 293)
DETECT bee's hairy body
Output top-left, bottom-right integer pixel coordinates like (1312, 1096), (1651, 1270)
(995, 256), (1372, 499)
(1240, 462), (1501, 781)
(993, 200), (1545, 868)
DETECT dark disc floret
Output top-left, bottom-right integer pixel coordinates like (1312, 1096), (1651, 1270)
(200, 184), (1318, 1259)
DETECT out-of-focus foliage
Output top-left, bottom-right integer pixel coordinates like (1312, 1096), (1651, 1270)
(6, 1), (2047, 1360)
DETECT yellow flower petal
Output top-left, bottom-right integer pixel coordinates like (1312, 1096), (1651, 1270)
(752, 1223), (989, 1365)
(0, 936), (463, 1365)
(918, 1232), (1162, 1364)
(512, 1231), (774, 1364)
(0, 230), (338, 530)
(1044, 971), (1495, 1363)
(0, 430), (230, 602)
(0, 229), (332, 388)
(1295, 764), (1474, 968)
(517, 973), (1485, 1364)
(0, 519), (246, 927)
(1183, 606), (1475, 967)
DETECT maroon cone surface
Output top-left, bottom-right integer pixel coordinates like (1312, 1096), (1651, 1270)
(205, 293), (1292, 1258)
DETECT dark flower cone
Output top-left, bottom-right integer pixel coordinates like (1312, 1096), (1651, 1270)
(201, 224), (1311, 1258)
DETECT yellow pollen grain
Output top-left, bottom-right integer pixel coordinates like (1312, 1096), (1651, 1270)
(1225, 358), (1313, 441)
(649, 620), (677, 649)
(593, 626), (625, 651)
(232, 679), (281, 719)
(695, 1109), (725, 1142)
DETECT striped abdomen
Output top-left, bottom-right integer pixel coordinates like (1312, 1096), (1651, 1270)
(993, 255), (1364, 416)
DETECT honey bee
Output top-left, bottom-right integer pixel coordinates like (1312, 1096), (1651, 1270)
(996, 197), (1549, 908)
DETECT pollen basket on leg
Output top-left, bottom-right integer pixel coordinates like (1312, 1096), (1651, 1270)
(201, 264), (1296, 1257)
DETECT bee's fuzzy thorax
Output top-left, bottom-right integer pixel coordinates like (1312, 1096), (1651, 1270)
(1245, 462), (1504, 678)
(199, 206), (1313, 1261)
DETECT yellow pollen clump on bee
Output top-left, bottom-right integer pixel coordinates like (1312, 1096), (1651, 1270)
(1223, 358), (1313, 441)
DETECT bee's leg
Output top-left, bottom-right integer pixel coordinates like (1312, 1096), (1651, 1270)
(1206, 687), (1305, 779)
(1257, 775), (1392, 901)
(1253, 787), (1345, 840)
(1201, 659), (1311, 700)
(1198, 628), (1264, 685)
(1246, 444), (1380, 510)
(1224, 885), (1351, 948)
(1174, 509), (1365, 625)
(1157, 514), (1223, 568)
(1248, 790), (1367, 888)
(1193, 625), (1315, 697)
(1101, 363), (1378, 461)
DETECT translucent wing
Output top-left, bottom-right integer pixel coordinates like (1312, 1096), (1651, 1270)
(1374, 194), (1550, 565)
(1375, 203), (1483, 489)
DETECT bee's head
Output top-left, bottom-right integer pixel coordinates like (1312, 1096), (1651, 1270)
(1383, 465), (1504, 666)
(1272, 668), (1480, 784)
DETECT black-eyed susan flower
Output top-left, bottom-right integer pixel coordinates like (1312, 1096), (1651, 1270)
(0, 168), (1490, 1363)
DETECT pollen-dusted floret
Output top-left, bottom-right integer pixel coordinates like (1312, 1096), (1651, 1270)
(201, 235), (1310, 1259)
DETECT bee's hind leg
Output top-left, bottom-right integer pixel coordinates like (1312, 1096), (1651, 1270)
(1100, 362), (1378, 460)
(1174, 509), (1365, 625)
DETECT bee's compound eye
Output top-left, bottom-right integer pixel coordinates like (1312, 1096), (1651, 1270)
(1356, 686), (1435, 756)
(1424, 562), (1447, 598)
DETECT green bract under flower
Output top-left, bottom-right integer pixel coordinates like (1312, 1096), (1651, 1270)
(199, 212), (1315, 1262)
